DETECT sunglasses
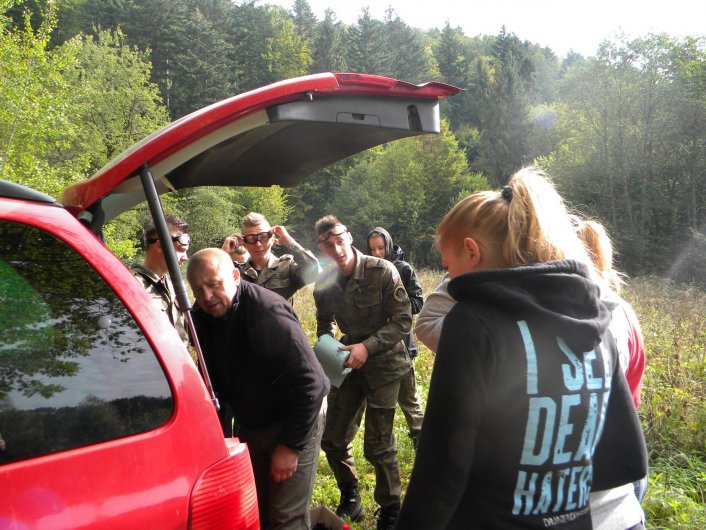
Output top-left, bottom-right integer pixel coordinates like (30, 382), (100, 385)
(171, 233), (191, 246)
(146, 233), (191, 246)
(242, 231), (273, 244)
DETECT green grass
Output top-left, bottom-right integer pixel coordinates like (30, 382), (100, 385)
(644, 453), (706, 529)
(626, 278), (706, 528)
(293, 271), (706, 529)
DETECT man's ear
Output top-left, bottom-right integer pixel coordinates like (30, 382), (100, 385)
(346, 231), (353, 245)
(463, 237), (482, 269)
(232, 266), (240, 283)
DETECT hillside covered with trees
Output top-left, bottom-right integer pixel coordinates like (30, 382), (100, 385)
(2, 1), (705, 526)
(1, 0), (705, 286)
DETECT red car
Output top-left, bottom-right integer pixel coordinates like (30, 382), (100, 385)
(0, 72), (459, 529)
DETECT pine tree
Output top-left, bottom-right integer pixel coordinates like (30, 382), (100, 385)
(170, 7), (235, 118)
(432, 22), (470, 127)
(262, 8), (311, 82)
(227, 1), (277, 91)
(310, 8), (347, 73)
(434, 22), (468, 86)
(384, 8), (432, 83)
(291, 0), (317, 46)
(346, 7), (388, 75)
(476, 26), (536, 185)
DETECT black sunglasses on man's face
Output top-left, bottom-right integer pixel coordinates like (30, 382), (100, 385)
(242, 231), (273, 244)
(146, 233), (191, 246)
(171, 234), (191, 246)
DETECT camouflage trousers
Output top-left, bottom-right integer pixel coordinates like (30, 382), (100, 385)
(321, 369), (407, 509)
(398, 363), (424, 446)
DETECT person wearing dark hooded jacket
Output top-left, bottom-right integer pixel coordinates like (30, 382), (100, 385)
(367, 227), (425, 448)
(395, 167), (647, 530)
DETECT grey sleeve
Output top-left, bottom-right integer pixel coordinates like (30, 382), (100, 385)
(414, 276), (454, 353)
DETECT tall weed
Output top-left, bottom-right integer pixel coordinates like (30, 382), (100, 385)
(624, 278), (706, 527)
(626, 278), (706, 456)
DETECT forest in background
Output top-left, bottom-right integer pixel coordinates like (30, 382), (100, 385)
(1, 0), (705, 286)
(2, 1), (705, 526)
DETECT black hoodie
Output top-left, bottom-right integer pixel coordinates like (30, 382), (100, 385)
(367, 227), (424, 356)
(396, 260), (647, 529)
(366, 227), (423, 314)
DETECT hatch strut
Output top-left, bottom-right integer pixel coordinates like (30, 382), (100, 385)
(139, 164), (220, 411)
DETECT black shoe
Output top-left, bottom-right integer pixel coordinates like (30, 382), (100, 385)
(335, 483), (364, 522)
(410, 432), (420, 452)
(376, 503), (400, 530)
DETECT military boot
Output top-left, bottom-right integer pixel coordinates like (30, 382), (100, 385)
(335, 483), (364, 522)
(376, 502), (400, 530)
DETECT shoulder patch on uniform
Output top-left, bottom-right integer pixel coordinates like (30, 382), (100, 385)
(394, 284), (408, 302)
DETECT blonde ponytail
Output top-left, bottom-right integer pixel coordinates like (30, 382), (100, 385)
(437, 166), (593, 269)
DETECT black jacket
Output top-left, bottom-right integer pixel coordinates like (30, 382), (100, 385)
(191, 281), (329, 450)
(366, 227), (424, 356)
(366, 227), (423, 315)
(396, 260), (647, 529)
(389, 245), (424, 315)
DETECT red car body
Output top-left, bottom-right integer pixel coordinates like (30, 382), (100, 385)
(0, 72), (459, 529)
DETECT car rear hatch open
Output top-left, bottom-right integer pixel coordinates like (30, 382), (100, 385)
(60, 71), (461, 406)
(61, 72), (460, 222)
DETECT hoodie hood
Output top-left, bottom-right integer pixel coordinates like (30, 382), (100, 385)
(366, 227), (394, 260)
(366, 226), (406, 263)
(447, 260), (611, 353)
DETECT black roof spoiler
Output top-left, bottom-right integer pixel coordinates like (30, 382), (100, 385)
(0, 179), (58, 205)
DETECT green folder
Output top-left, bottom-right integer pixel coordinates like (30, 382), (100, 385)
(313, 334), (352, 388)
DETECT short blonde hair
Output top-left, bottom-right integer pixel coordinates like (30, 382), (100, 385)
(437, 166), (591, 267)
(242, 212), (268, 230)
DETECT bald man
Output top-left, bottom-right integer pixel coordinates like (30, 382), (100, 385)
(187, 249), (329, 530)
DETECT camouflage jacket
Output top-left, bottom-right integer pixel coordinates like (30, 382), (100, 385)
(131, 264), (189, 346)
(238, 241), (320, 303)
(313, 248), (412, 389)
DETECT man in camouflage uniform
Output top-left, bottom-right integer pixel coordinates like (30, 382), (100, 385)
(313, 215), (412, 530)
(132, 215), (191, 346)
(222, 212), (320, 303)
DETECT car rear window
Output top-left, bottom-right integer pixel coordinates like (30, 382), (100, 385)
(0, 221), (173, 464)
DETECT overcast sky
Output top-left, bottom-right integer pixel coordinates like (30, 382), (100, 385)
(267, 0), (706, 57)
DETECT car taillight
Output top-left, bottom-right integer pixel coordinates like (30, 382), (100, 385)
(189, 440), (259, 530)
